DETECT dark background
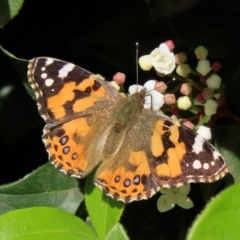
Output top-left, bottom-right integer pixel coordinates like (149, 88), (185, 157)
(0, 0), (240, 239)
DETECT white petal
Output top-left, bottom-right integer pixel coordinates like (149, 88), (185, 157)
(159, 43), (170, 54)
(128, 84), (144, 95)
(143, 80), (156, 91)
(150, 90), (164, 110)
(150, 48), (159, 56)
(144, 95), (152, 109)
(149, 44), (176, 75)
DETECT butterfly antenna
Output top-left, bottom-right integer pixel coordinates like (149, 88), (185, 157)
(136, 42), (139, 93)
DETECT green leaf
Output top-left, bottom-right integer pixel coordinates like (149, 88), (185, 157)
(0, 163), (83, 215)
(0, 46), (40, 143)
(85, 172), (125, 240)
(187, 183), (240, 240)
(213, 125), (240, 183)
(0, 0), (24, 28)
(0, 207), (98, 240)
(106, 223), (129, 240)
(0, 45), (32, 97)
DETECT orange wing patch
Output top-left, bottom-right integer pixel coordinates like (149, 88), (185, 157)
(43, 117), (96, 177)
(149, 120), (186, 186)
(95, 150), (158, 203)
(47, 76), (107, 120)
(166, 148), (183, 177)
(151, 127), (164, 157)
(47, 82), (75, 119)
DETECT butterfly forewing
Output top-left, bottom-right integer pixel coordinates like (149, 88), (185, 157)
(28, 57), (122, 124)
(147, 117), (228, 188)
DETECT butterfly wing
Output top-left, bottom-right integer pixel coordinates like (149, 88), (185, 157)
(95, 150), (159, 203)
(94, 108), (162, 203)
(28, 57), (122, 124)
(28, 57), (123, 177)
(146, 112), (228, 187)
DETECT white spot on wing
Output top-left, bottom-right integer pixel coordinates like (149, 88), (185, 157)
(211, 161), (215, 166)
(45, 78), (54, 86)
(192, 135), (203, 154)
(193, 160), (202, 169)
(41, 73), (47, 79)
(203, 163), (209, 169)
(35, 92), (40, 98)
(41, 67), (46, 71)
(45, 58), (54, 65)
(70, 174), (78, 178)
(58, 63), (75, 78)
(213, 151), (221, 160)
(60, 169), (67, 174)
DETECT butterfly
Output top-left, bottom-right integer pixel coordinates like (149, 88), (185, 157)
(27, 57), (228, 203)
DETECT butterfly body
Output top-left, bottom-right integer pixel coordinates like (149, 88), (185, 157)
(27, 57), (228, 203)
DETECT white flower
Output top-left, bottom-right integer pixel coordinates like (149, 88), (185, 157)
(197, 126), (212, 140)
(206, 74), (222, 90)
(128, 80), (164, 110)
(157, 185), (193, 212)
(204, 99), (218, 116)
(177, 96), (192, 110)
(149, 43), (175, 74)
(196, 60), (211, 76)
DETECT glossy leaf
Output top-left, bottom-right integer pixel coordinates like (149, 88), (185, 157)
(85, 172), (125, 240)
(106, 223), (129, 240)
(0, 0), (24, 28)
(0, 207), (98, 240)
(0, 163), (83, 215)
(187, 183), (240, 240)
(213, 125), (240, 183)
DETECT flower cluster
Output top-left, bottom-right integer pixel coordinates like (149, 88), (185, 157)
(137, 41), (227, 134)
